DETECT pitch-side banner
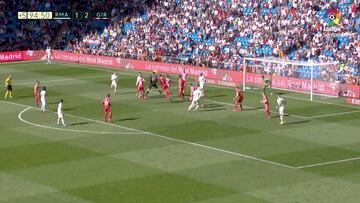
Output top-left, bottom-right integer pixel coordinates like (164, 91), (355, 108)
(51, 51), (360, 98)
(0, 50), (46, 62)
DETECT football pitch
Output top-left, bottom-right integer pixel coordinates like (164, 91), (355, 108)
(0, 61), (359, 203)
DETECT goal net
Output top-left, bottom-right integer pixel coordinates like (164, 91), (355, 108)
(242, 57), (340, 101)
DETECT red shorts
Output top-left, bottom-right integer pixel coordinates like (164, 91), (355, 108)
(237, 99), (243, 103)
(138, 86), (144, 91)
(34, 92), (39, 97)
(104, 107), (111, 113)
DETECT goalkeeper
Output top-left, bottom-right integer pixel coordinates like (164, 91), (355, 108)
(261, 75), (272, 95)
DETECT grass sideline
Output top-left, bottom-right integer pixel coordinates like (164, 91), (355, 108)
(0, 61), (359, 202)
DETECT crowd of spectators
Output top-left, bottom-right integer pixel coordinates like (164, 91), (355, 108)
(0, 0), (359, 84)
(64, 0), (359, 84)
(0, 0), (70, 52)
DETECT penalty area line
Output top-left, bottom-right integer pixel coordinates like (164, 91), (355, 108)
(18, 107), (146, 135)
(2, 99), (296, 169)
(295, 157), (360, 169)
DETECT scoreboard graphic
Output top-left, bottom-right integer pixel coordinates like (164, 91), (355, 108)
(17, 11), (110, 20)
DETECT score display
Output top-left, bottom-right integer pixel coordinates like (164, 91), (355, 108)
(17, 11), (110, 20)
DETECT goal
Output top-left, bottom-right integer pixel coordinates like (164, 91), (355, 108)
(242, 57), (339, 101)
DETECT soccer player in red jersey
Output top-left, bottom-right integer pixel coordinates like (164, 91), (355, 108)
(181, 69), (188, 92)
(261, 92), (271, 118)
(178, 75), (185, 99)
(34, 81), (40, 106)
(136, 73), (145, 99)
(159, 74), (171, 101)
(233, 86), (243, 112)
(102, 94), (112, 122)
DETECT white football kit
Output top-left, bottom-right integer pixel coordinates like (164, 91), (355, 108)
(57, 102), (63, 119)
(111, 74), (118, 88)
(199, 75), (206, 89)
(277, 97), (285, 116)
(40, 90), (46, 111)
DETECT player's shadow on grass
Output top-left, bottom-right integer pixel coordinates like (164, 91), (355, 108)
(113, 117), (140, 122)
(15, 95), (33, 99)
(171, 99), (188, 103)
(285, 120), (310, 125)
(200, 103), (226, 112)
(69, 121), (95, 126)
(208, 94), (227, 98)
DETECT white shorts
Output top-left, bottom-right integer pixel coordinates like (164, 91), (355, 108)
(41, 99), (46, 105)
(199, 83), (204, 89)
(192, 98), (200, 106)
(279, 106), (285, 116)
(111, 81), (117, 88)
(57, 113), (63, 119)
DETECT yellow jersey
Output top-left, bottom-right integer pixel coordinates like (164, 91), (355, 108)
(4, 76), (12, 86)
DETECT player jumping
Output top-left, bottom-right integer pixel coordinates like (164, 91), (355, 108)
(261, 92), (271, 119)
(188, 84), (202, 111)
(111, 72), (118, 94)
(145, 72), (163, 97)
(102, 94), (112, 122)
(136, 72), (145, 99)
(46, 46), (52, 64)
(261, 75), (272, 95)
(276, 94), (286, 125)
(4, 74), (13, 99)
(233, 86), (243, 112)
(40, 86), (47, 112)
(34, 81), (40, 105)
(57, 99), (66, 127)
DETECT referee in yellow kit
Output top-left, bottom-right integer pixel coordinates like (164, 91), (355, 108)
(4, 74), (13, 99)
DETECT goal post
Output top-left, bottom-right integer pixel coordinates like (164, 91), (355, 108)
(243, 57), (339, 101)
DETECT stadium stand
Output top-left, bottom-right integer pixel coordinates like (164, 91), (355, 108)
(1, 0), (359, 84)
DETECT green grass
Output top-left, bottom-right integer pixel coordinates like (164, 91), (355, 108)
(0, 61), (359, 203)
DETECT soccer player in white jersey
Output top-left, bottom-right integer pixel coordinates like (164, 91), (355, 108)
(198, 72), (206, 90)
(188, 84), (202, 111)
(46, 46), (52, 64)
(276, 94), (286, 125)
(40, 86), (47, 112)
(57, 99), (66, 127)
(110, 72), (118, 94)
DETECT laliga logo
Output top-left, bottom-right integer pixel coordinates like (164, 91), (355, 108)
(326, 9), (341, 27)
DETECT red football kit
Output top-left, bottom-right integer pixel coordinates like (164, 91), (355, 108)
(102, 97), (112, 122)
(34, 83), (40, 105)
(262, 94), (271, 118)
(233, 88), (243, 111)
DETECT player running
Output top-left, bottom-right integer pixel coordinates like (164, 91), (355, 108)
(57, 99), (66, 127)
(46, 46), (52, 64)
(233, 86), (243, 112)
(145, 72), (163, 97)
(261, 92), (271, 119)
(34, 81), (40, 105)
(40, 86), (47, 112)
(4, 74), (13, 99)
(189, 83), (197, 101)
(102, 94), (112, 122)
(188, 84), (202, 111)
(178, 75), (185, 99)
(136, 72), (145, 99)
(165, 74), (173, 92)
(111, 72), (118, 94)
(261, 75), (272, 95)
(276, 94), (286, 125)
